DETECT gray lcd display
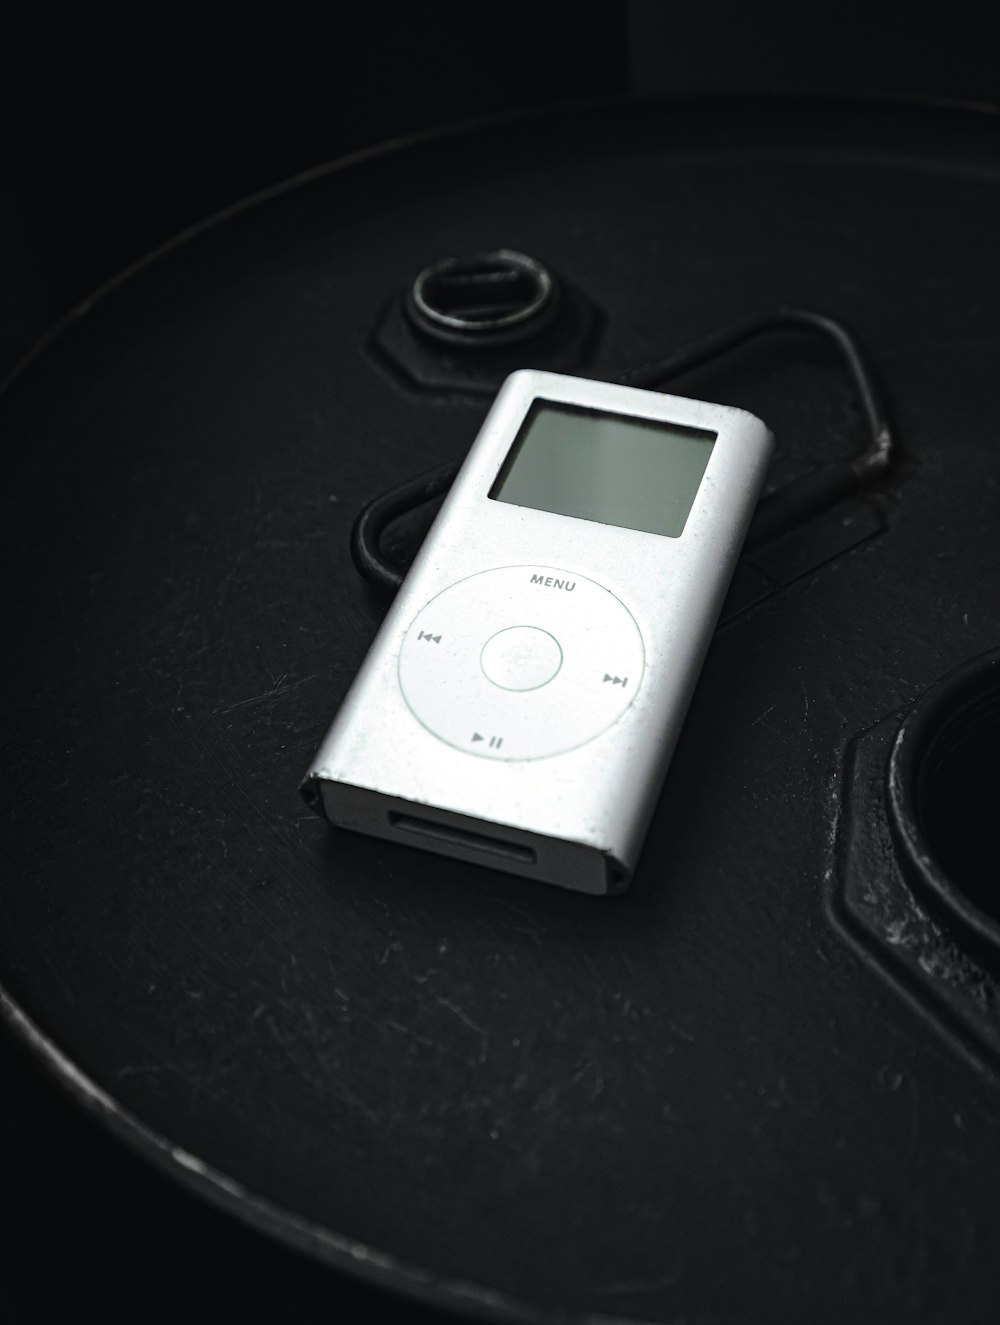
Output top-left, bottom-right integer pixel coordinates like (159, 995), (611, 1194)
(490, 401), (716, 538)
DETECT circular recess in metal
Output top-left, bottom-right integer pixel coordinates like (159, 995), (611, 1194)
(405, 248), (558, 347)
(888, 649), (1000, 966)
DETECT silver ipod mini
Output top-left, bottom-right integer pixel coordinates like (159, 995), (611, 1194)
(302, 370), (773, 894)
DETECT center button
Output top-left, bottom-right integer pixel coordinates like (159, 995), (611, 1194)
(480, 625), (563, 692)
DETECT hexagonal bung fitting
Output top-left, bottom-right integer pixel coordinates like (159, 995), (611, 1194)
(369, 249), (604, 396)
(830, 648), (1000, 1076)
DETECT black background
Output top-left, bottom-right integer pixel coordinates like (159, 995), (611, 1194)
(2, 6), (997, 1320)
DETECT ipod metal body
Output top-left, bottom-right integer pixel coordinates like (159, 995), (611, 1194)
(302, 370), (773, 894)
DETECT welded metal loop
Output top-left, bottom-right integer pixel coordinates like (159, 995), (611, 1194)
(351, 304), (895, 593)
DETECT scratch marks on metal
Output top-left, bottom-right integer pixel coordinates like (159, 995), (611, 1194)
(437, 996), (490, 1064)
(212, 671), (320, 716)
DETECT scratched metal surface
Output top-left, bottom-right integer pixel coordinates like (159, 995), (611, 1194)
(2, 98), (999, 1322)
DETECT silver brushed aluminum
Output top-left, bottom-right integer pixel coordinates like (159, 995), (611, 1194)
(302, 370), (774, 894)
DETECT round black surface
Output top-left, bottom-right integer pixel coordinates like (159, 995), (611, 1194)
(3, 98), (1000, 1322)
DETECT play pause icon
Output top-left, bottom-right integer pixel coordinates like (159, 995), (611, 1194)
(472, 733), (503, 748)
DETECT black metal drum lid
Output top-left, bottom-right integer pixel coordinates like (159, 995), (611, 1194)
(3, 97), (1000, 1323)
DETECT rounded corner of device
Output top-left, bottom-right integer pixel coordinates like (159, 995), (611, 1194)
(604, 855), (633, 896)
(501, 367), (547, 394)
(731, 402), (774, 439)
(299, 771), (328, 819)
